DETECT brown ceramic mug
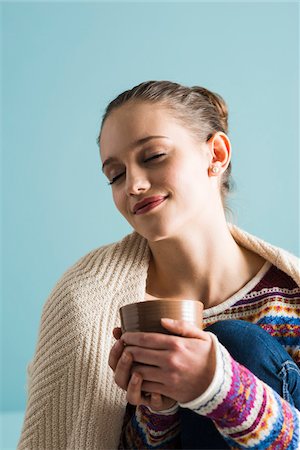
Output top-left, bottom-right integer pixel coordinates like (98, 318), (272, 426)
(119, 299), (203, 334)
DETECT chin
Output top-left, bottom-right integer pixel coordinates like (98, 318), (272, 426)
(127, 212), (183, 242)
(134, 224), (178, 243)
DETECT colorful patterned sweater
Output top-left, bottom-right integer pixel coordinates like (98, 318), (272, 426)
(118, 262), (300, 449)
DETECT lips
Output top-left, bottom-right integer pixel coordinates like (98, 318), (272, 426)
(133, 195), (168, 214)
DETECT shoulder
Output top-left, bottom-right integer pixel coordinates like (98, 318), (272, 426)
(40, 231), (149, 325)
(54, 231), (148, 291)
(228, 223), (300, 287)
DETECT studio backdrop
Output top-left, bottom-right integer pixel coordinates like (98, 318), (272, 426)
(2, 1), (299, 417)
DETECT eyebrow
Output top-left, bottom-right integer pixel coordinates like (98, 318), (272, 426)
(101, 135), (169, 172)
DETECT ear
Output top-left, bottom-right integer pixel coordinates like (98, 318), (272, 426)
(207, 132), (231, 176)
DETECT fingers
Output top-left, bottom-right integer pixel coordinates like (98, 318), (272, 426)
(110, 327), (140, 392)
(126, 371), (161, 406)
(149, 393), (165, 411)
(121, 331), (175, 350)
(113, 327), (122, 340)
(126, 373), (177, 411)
(126, 369), (176, 405)
(161, 318), (205, 339)
(121, 322), (206, 349)
(126, 372), (144, 405)
(114, 350), (134, 390)
(149, 393), (177, 412)
(128, 363), (165, 383)
(108, 338), (125, 371)
(140, 380), (164, 396)
(122, 346), (168, 368)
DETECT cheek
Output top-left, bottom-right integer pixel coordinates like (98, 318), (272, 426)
(169, 161), (197, 190)
(112, 190), (121, 209)
(173, 162), (208, 202)
(158, 165), (180, 187)
(112, 190), (127, 214)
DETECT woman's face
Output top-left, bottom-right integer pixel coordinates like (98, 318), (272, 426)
(100, 101), (219, 242)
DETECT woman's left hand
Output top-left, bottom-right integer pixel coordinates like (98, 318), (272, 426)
(121, 318), (216, 405)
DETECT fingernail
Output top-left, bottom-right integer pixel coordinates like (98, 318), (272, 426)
(132, 373), (139, 384)
(122, 352), (129, 363)
(161, 318), (174, 323)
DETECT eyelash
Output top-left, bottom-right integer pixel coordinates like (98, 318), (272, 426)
(107, 153), (166, 185)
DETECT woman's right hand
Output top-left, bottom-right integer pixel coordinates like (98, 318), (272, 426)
(126, 372), (177, 412)
(108, 327), (177, 412)
(108, 327), (132, 391)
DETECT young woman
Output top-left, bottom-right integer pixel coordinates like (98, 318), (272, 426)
(18, 81), (299, 449)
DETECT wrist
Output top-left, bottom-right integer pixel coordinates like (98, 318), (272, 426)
(179, 332), (222, 410)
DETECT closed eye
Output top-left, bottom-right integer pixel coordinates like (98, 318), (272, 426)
(107, 172), (125, 185)
(144, 153), (166, 162)
(107, 154), (166, 186)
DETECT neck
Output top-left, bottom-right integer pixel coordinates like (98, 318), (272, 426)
(146, 218), (265, 309)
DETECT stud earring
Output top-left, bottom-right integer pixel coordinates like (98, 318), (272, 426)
(211, 166), (220, 174)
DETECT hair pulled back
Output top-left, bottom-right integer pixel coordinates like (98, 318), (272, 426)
(98, 80), (233, 205)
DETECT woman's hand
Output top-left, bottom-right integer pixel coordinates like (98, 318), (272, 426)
(121, 318), (216, 405)
(108, 327), (176, 411)
(108, 327), (131, 390)
(126, 372), (177, 411)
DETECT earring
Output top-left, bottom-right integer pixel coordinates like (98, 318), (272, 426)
(211, 166), (220, 174)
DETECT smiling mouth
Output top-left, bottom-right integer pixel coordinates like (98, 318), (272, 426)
(134, 196), (168, 215)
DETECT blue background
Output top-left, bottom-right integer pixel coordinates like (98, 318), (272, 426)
(1, 1), (299, 445)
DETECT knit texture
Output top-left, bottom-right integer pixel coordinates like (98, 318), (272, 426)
(118, 403), (181, 449)
(17, 224), (299, 449)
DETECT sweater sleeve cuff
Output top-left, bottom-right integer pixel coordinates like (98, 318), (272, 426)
(146, 403), (179, 415)
(178, 332), (223, 410)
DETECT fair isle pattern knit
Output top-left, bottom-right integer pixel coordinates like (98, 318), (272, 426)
(119, 264), (300, 449)
(118, 403), (181, 449)
(17, 224), (300, 449)
(203, 264), (300, 364)
(204, 346), (299, 448)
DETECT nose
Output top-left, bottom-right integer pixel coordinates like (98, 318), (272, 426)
(125, 168), (151, 196)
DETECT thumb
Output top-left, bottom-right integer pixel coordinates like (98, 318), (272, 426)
(161, 318), (204, 338)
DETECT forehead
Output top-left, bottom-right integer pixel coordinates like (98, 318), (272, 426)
(100, 101), (190, 157)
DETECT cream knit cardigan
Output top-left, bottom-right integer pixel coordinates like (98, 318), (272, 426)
(18, 224), (299, 450)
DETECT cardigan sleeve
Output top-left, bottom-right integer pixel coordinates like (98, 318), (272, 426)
(17, 235), (152, 450)
(17, 279), (86, 450)
(16, 253), (126, 450)
(180, 340), (300, 448)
